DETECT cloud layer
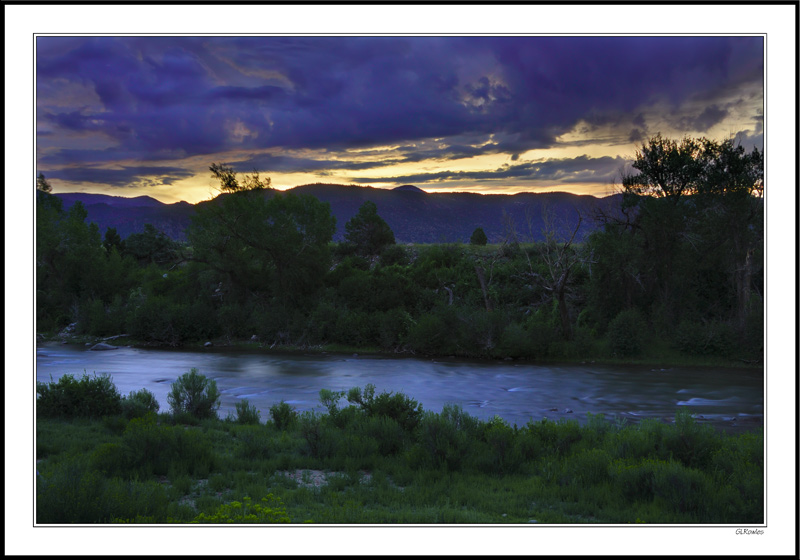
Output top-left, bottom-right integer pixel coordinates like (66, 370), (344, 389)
(36, 35), (764, 202)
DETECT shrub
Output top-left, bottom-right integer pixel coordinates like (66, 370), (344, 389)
(37, 455), (169, 523)
(234, 425), (274, 460)
(121, 388), (160, 419)
(469, 227), (488, 246)
(347, 384), (423, 432)
(608, 308), (647, 358)
(269, 400), (297, 430)
(298, 411), (337, 459)
(359, 415), (406, 456)
(413, 408), (475, 471)
(481, 415), (520, 474)
(121, 414), (216, 477)
(233, 399), (261, 425)
(673, 319), (737, 357)
(37, 373), (122, 419)
(660, 408), (719, 469)
(498, 321), (532, 359)
(564, 448), (612, 486)
(167, 368), (220, 420)
(379, 244), (410, 267)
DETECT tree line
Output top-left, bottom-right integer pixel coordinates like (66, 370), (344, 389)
(35, 134), (763, 363)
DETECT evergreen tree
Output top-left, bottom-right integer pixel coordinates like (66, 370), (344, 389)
(469, 227), (488, 246)
(344, 200), (395, 256)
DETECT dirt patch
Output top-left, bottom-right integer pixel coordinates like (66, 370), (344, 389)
(277, 469), (372, 488)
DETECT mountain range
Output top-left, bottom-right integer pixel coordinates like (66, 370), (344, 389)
(54, 184), (622, 244)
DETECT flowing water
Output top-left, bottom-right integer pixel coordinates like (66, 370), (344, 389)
(35, 342), (764, 433)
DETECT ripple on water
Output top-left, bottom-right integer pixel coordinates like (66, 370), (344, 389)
(677, 397), (737, 406)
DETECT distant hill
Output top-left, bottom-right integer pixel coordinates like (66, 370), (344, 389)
(54, 185), (622, 244)
(55, 193), (195, 241)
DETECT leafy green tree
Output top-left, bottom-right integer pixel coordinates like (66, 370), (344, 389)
(189, 188), (336, 311)
(124, 224), (180, 265)
(469, 227), (488, 246)
(591, 134), (763, 346)
(103, 227), (125, 255)
(344, 200), (395, 256)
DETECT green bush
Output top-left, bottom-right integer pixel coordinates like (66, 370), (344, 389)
(469, 227), (488, 246)
(673, 319), (737, 357)
(298, 411), (337, 459)
(413, 407), (476, 471)
(379, 244), (410, 267)
(660, 408), (718, 469)
(37, 455), (169, 524)
(481, 415), (521, 474)
(233, 399), (261, 425)
(608, 308), (647, 358)
(121, 414), (216, 477)
(564, 448), (612, 486)
(121, 388), (160, 419)
(269, 400), (298, 430)
(167, 368), (220, 420)
(498, 321), (532, 359)
(359, 415), (406, 456)
(37, 373), (122, 419)
(347, 384), (423, 432)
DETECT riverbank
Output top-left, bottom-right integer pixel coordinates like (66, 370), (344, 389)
(38, 328), (762, 371)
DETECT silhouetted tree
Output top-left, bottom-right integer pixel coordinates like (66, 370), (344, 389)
(209, 163), (272, 193)
(344, 200), (395, 257)
(469, 227), (488, 246)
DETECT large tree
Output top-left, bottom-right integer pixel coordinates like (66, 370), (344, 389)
(344, 200), (395, 257)
(189, 188), (336, 309)
(590, 134), (763, 340)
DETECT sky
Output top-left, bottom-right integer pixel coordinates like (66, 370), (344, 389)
(35, 35), (764, 204)
(34, 35), (764, 204)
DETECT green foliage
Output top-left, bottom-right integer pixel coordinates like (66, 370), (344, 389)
(412, 405), (479, 471)
(189, 189), (335, 310)
(469, 227), (488, 245)
(608, 308), (647, 358)
(233, 399), (262, 425)
(269, 401), (298, 430)
(121, 388), (160, 419)
(673, 319), (737, 357)
(344, 200), (395, 257)
(298, 411), (336, 459)
(191, 495), (290, 523)
(114, 414), (216, 477)
(346, 384), (423, 433)
(37, 373), (122, 419)
(123, 224), (180, 265)
(37, 455), (169, 524)
(167, 368), (221, 420)
(379, 243), (410, 266)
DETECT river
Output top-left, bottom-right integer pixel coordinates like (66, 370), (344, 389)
(35, 342), (764, 433)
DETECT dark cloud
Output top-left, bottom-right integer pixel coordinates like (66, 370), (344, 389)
(353, 155), (628, 185)
(629, 128), (645, 143)
(36, 36), (763, 193)
(52, 166), (193, 187)
(675, 104), (730, 132)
